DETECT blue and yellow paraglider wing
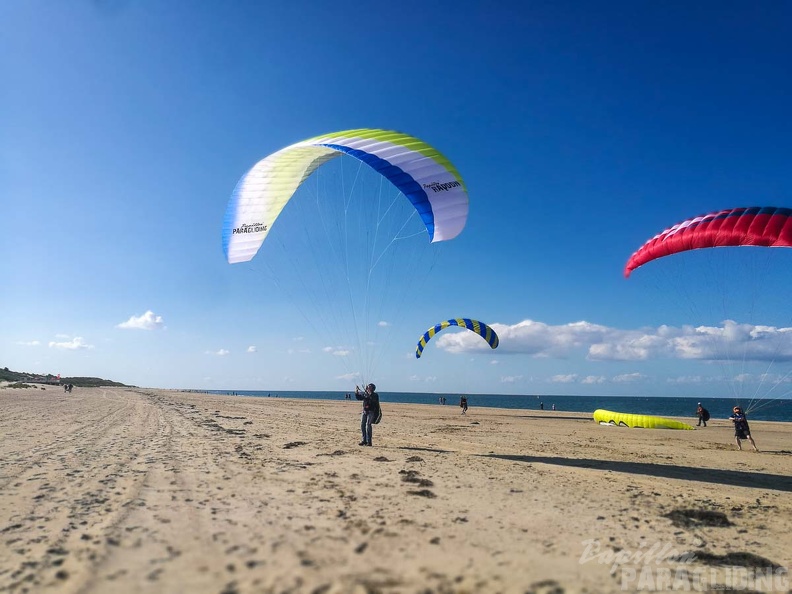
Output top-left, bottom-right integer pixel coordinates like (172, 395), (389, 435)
(415, 318), (499, 358)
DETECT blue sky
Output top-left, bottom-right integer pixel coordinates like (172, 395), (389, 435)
(2, 1), (792, 398)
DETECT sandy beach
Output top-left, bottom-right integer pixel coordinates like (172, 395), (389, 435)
(0, 386), (789, 594)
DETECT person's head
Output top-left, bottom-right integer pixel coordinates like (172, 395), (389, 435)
(367, 383), (376, 392)
(733, 406), (742, 414)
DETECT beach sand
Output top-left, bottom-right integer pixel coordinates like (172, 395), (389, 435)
(0, 386), (789, 594)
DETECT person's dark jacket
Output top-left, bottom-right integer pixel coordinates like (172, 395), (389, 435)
(356, 390), (380, 415)
(730, 413), (750, 433)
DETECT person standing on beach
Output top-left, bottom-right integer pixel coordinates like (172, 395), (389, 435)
(355, 383), (380, 446)
(696, 403), (710, 427)
(460, 396), (468, 415)
(729, 406), (758, 451)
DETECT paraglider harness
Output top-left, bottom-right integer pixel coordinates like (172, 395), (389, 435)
(356, 386), (382, 424)
(730, 411), (750, 436)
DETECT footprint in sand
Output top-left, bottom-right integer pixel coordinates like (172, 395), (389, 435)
(399, 469), (434, 487)
(406, 489), (436, 498)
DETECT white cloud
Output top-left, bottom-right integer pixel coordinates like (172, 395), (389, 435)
(49, 337), (94, 350)
(117, 310), (165, 330)
(581, 375), (606, 384)
(205, 349), (229, 356)
(550, 374), (578, 383)
(667, 375), (705, 384)
(763, 373), (792, 383)
(323, 346), (351, 357)
(594, 321), (792, 362)
(378, 321), (390, 327)
(432, 318), (792, 363)
(612, 373), (646, 383)
(437, 319), (610, 357)
(500, 375), (523, 383)
(16, 340), (40, 346)
(287, 348), (311, 355)
(490, 360), (499, 365)
(247, 346), (257, 353)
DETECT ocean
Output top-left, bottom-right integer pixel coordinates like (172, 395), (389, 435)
(204, 391), (792, 423)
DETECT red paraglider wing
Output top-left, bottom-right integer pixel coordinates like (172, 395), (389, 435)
(624, 206), (792, 277)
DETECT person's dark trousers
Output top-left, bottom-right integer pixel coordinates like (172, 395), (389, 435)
(360, 411), (374, 445)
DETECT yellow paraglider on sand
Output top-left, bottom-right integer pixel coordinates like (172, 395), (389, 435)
(593, 409), (694, 430)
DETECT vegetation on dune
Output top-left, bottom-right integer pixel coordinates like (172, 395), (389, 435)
(61, 376), (130, 388)
(1, 367), (131, 388)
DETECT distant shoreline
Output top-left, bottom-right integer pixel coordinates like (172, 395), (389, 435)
(187, 389), (792, 423)
(8, 382), (789, 422)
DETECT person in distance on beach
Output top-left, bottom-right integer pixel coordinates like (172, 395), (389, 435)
(459, 395), (468, 415)
(729, 406), (758, 451)
(355, 383), (380, 446)
(696, 402), (710, 427)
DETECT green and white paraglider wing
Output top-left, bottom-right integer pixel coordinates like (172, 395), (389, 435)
(223, 129), (469, 264)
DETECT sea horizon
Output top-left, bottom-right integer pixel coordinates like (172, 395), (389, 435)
(198, 390), (792, 423)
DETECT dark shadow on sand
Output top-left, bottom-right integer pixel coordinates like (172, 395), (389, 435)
(396, 446), (453, 454)
(482, 454), (792, 492)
